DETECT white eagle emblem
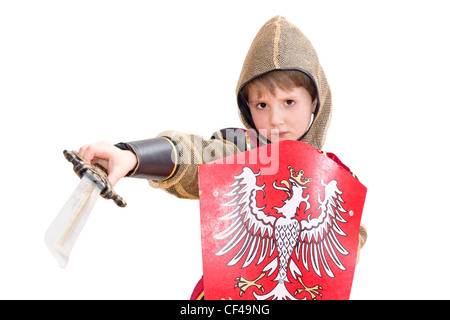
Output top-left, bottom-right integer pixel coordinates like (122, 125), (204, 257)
(214, 166), (350, 300)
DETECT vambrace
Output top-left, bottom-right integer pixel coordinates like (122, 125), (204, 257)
(115, 137), (178, 181)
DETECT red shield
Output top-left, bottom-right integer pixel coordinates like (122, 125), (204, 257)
(198, 140), (367, 300)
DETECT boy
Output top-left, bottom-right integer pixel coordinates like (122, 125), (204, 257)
(78, 16), (367, 298)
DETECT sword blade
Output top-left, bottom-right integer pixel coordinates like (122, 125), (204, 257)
(45, 174), (101, 268)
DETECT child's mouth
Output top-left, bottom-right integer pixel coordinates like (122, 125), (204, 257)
(269, 131), (289, 141)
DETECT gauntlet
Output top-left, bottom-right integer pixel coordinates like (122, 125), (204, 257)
(115, 137), (178, 181)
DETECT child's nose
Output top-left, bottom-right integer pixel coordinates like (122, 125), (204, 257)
(269, 107), (284, 126)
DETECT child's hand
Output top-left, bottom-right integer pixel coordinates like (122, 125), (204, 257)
(78, 141), (137, 186)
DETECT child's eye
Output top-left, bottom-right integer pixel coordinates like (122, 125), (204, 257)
(256, 103), (268, 109)
(285, 100), (295, 106)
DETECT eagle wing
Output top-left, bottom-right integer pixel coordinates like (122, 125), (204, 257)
(214, 167), (276, 268)
(296, 179), (349, 278)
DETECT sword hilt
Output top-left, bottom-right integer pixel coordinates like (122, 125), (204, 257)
(63, 150), (127, 207)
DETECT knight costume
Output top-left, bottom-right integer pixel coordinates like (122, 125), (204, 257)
(115, 16), (367, 299)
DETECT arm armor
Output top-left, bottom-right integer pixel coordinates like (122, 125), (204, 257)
(115, 137), (178, 181)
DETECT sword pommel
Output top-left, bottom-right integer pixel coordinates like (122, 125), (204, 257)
(63, 150), (127, 207)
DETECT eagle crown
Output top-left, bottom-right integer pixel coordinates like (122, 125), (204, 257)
(287, 166), (312, 186)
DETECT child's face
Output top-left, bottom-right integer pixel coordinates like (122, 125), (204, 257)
(247, 85), (317, 143)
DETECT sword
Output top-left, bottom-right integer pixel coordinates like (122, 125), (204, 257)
(45, 150), (127, 268)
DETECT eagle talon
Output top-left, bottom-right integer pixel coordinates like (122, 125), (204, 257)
(234, 273), (266, 296)
(294, 276), (323, 300)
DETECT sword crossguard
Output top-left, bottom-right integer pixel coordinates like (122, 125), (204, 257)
(63, 150), (127, 207)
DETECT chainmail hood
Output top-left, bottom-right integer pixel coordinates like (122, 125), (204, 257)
(236, 16), (332, 150)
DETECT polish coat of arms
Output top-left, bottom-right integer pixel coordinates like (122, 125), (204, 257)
(199, 141), (366, 300)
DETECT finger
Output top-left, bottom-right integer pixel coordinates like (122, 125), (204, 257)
(92, 158), (109, 171)
(78, 145), (87, 159)
(78, 144), (97, 163)
(80, 146), (97, 164)
(79, 142), (113, 164)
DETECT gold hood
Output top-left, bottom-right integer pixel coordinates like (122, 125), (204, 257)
(236, 16), (332, 150)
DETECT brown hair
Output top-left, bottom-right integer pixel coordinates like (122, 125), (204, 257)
(241, 69), (317, 102)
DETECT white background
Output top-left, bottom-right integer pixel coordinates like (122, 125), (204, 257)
(1, 0), (449, 300)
